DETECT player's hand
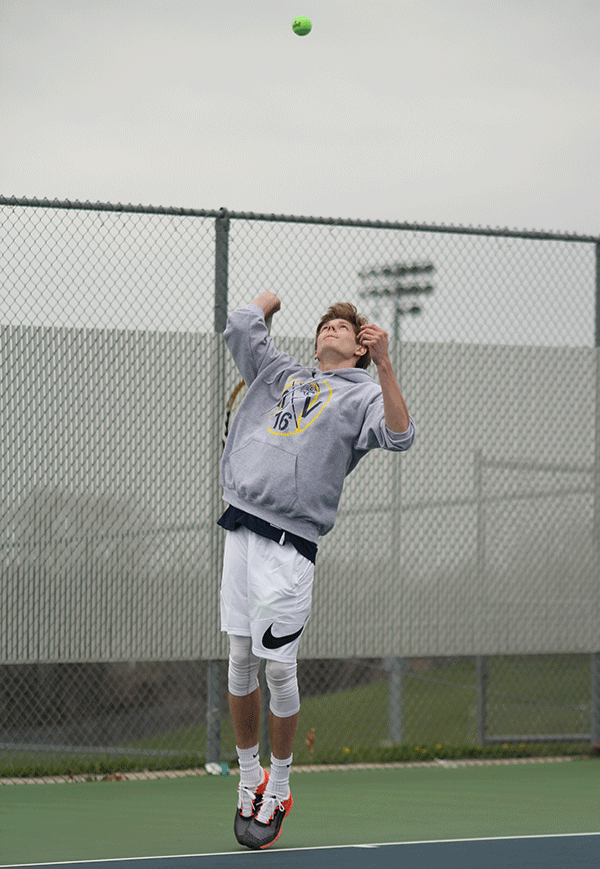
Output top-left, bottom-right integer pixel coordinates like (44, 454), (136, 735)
(253, 291), (281, 320)
(358, 324), (390, 366)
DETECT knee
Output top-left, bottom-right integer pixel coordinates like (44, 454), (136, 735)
(228, 635), (260, 697)
(265, 659), (300, 718)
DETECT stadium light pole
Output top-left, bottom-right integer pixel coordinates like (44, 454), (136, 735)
(358, 262), (435, 744)
(358, 262), (435, 343)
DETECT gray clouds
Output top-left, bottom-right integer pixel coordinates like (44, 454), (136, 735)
(1, 0), (598, 233)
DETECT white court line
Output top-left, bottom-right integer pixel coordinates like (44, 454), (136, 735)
(2, 831), (599, 868)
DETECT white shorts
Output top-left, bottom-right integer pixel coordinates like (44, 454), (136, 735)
(220, 526), (314, 664)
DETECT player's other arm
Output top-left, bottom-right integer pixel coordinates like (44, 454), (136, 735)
(252, 291), (281, 323)
(358, 324), (411, 434)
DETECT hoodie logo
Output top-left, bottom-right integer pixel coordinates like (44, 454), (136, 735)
(268, 378), (332, 436)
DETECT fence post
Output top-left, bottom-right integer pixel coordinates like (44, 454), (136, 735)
(206, 660), (222, 764)
(214, 209), (230, 333)
(591, 653), (600, 749)
(387, 657), (404, 743)
(474, 448), (488, 750)
(593, 244), (600, 752)
(476, 655), (488, 746)
(206, 210), (231, 764)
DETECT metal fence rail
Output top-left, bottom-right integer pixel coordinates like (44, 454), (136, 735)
(1, 197), (599, 781)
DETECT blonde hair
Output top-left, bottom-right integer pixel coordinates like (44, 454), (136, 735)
(315, 302), (370, 369)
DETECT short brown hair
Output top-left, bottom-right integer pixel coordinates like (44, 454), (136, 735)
(315, 302), (370, 369)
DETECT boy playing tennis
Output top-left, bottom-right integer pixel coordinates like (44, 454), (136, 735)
(218, 291), (415, 850)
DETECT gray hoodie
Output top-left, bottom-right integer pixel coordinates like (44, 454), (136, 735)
(220, 304), (416, 543)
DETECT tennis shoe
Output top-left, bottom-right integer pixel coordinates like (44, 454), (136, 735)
(243, 791), (293, 850)
(234, 768), (269, 846)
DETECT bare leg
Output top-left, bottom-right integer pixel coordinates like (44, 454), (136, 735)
(269, 710), (299, 759)
(229, 688), (261, 749)
(229, 690), (299, 757)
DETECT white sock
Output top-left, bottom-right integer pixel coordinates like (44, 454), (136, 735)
(268, 753), (292, 800)
(237, 744), (261, 789)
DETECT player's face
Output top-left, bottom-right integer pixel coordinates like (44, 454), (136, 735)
(315, 319), (364, 364)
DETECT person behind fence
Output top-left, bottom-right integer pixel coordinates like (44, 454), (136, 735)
(218, 291), (416, 850)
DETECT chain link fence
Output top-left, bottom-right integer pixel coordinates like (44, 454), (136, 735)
(1, 197), (599, 782)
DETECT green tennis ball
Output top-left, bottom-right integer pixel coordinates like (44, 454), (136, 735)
(292, 16), (312, 36)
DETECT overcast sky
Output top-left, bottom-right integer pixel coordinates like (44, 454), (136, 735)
(1, 0), (599, 235)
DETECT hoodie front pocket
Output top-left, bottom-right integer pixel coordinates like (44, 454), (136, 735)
(227, 440), (298, 514)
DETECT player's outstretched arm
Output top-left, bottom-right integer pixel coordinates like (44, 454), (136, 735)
(358, 324), (411, 434)
(252, 291), (281, 322)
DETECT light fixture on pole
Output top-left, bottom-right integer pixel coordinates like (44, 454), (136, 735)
(359, 262), (435, 342)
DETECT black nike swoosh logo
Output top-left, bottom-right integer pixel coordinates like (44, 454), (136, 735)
(262, 623), (305, 650)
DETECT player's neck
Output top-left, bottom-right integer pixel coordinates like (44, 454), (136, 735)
(317, 358), (358, 372)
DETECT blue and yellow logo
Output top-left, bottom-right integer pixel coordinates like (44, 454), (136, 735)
(268, 378), (332, 436)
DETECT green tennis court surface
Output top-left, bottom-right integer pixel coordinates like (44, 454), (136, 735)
(1, 760), (598, 867)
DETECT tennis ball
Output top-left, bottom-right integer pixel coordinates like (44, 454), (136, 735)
(292, 16), (312, 36)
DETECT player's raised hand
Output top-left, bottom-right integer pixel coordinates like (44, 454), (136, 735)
(253, 291), (281, 320)
(358, 324), (390, 366)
